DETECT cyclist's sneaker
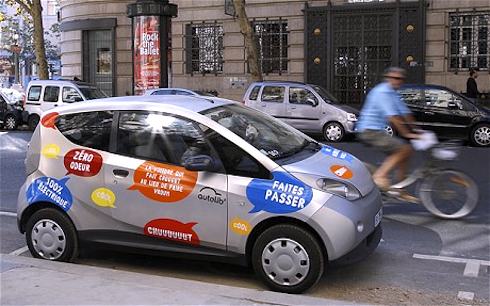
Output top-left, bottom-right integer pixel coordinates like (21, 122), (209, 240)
(396, 189), (420, 204)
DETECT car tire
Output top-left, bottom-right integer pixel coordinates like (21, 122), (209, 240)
(470, 123), (490, 147)
(28, 114), (40, 131)
(4, 114), (18, 130)
(25, 208), (79, 262)
(252, 224), (324, 294)
(323, 122), (344, 142)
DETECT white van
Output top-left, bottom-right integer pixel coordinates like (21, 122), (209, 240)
(24, 80), (107, 129)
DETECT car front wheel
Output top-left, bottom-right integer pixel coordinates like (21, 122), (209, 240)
(252, 224), (324, 294)
(25, 208), (79, 262)
(4, 114), (18, 130)
(471, 124), (490, 147)
(323, 122), (345, 142)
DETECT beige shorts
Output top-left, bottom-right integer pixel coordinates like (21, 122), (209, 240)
(357, 130), (408, 154)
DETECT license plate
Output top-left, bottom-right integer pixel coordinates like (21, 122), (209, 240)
(374, 208), (383, 227)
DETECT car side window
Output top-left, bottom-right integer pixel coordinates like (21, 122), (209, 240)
(28, 86), (42, 101)
(248, 86), (261, 101)
(202, 127), (271, 179)
(261, 86), (285, 103)
(289, 87), (318, 106)
(424, 89), (453, 109)
(174, 90), (193, 96)
(62, 87), (83, 103)
(398, 88), (423, 106)
(151, 90), (171, 95)
(56, 111), (113, 151)
(43, 86), (60, 103)
(116, 111), (220, 170)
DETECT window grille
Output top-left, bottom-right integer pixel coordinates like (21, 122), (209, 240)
(449, 12), (490, 70)
(186, 23), (224, 74)
(253, 19), (288, 74)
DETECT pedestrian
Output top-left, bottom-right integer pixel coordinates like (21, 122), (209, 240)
(357, 67), (420, 203)
(466, 68), (480, 103)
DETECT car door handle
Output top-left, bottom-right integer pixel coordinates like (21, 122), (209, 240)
(424, 111), (434, 115)
(113, 169), (129, 178)
(54, 104), (58, 107)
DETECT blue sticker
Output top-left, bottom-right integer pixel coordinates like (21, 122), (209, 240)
(26, 177), (73, 211)
(246, 172), (313, 214)
(321, 145), (353, 163)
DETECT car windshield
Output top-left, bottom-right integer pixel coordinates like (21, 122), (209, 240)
(202, 104), (320, 161)
(310, 85), (340, 104)
(79, 87), (107, 100)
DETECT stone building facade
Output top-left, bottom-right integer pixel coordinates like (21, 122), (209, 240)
(59, 0), (490, 104)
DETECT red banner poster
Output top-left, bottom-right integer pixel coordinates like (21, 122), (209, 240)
(134, 16), (161, 95)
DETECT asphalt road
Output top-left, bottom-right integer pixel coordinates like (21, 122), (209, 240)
(1, 130), (489, 304)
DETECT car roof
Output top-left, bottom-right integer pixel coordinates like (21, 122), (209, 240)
(28, 79), (96, 87)
(250, 81), (307, 86)
(402, 84), (458, 91)
(53, 95), (234, 115)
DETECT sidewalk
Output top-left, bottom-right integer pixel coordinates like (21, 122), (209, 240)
(0, 254), (359, 305)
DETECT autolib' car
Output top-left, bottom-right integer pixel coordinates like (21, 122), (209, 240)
(17, 95), (382, 293)
(399, 84), (490, 147)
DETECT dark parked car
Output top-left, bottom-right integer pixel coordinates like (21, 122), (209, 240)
(399, 84), (490, 147)
(0, 92), (25, 130)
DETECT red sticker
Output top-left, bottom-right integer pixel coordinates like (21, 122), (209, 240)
(144, 219), (200, 246)
(41, 112), (58, 130)
(129, 161), (198, 203)
(64, 148), (103, 177)
(330, 165), (354, 179)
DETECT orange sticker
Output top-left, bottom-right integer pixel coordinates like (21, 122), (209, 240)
(129, 161), (198, 202)
(330, 165), (353, 179)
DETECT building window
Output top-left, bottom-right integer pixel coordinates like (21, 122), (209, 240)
(253, 19), (288, 74)
(186, 23), (224, 74)
(449, 12), (490, 70)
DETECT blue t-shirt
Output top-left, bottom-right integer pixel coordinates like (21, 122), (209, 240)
(356, 82), (411, 132)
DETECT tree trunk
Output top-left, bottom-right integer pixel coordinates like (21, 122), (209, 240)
(233, 0), (262, 82)
(31, 0), (49, 79)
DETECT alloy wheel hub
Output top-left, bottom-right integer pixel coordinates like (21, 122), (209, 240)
(475, 126), (490, 145)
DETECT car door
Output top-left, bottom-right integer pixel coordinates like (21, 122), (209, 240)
(421, 88), (468, 138)
(41, 86), (61, 113)
(103, 110), (228, 249)
(257, 85), (287, 118)
(285, 86), (321, 131)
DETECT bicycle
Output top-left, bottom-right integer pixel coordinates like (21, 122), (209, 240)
(364, 138), (479, 219)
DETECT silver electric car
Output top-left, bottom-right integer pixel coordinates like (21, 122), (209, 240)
(17, 95), (382, 293)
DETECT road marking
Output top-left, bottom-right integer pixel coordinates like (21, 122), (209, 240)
(457, 291), (475, 301)
(413, 253), (490, 277)
(9, 246), (28, 256)
(0, 211), (17, 217)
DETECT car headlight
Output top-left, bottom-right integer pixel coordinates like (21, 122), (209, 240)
(347, 113), (357, 121)
(316, 178), (361, 200)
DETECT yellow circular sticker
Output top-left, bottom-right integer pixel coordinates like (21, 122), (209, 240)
(41, 144), (60, 159)
(230, 217), (251, 236)
(91, 188), (116, 208)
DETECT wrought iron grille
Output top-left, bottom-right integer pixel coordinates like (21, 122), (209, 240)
(333, 14), (392, 104)
(188, 23), (224, 74)
(253, 19), (288, 74)
(449, 12), (490, 70)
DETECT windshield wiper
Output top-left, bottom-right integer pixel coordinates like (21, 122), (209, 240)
(272, 140), (320, 160)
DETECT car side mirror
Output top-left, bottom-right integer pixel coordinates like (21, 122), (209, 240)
(183, 155), (216, 172)
(307, 98), (317, 107)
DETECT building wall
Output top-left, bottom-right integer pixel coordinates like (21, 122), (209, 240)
(425, 0), (490, 94)
(59, 0), (490, 99)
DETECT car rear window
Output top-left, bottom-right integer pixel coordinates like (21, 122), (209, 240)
(28, 86), (42, 101)
(248, 86), (261, 100)
(56, 111), (113, 152)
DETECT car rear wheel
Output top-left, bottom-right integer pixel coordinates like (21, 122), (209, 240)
(4, 114), (17, 130)
(252, 224), (324, 294)
(471, 124), (490, 147)
(25, 208), (79, 262)
(323, 122), (344, 142)
(28, 115), (40, 130)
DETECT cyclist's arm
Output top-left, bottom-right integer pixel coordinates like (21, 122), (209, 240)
(389, 115), (419, 139)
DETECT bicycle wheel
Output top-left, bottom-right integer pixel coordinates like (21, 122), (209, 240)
(418, 170), (479, 219)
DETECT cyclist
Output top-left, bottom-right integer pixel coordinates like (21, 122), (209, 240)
(357, 67), (420, 202)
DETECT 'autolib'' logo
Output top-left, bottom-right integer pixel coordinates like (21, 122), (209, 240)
(197, 187), (226, 205)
